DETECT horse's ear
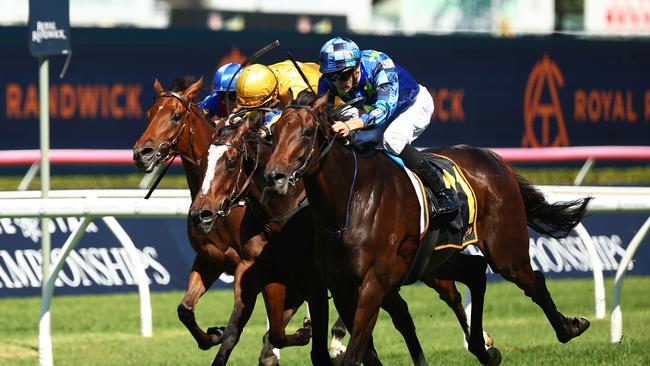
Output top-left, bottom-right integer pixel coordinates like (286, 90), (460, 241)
(313, 93), (329, 114)
(153, 79), (163, 93)
(186, 77), (203, 100)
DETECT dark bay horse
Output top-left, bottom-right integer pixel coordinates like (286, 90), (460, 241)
(133, 78), (313, 365)
(263, 92), (592, 365)
(189, 115), (479, 366)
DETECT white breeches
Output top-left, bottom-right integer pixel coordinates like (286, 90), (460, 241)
(382, 85), (434, 155)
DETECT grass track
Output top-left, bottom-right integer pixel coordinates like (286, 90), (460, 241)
(1, 277), (649, 365)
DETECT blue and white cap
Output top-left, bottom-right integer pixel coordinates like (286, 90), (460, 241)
(213, 62), (241, 92)
(318, 37), (361, 74)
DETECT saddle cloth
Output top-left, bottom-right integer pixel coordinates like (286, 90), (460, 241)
(385, 151), (478, 250)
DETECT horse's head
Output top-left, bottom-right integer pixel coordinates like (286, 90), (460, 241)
(189, 119), (259, 234)
(133, 77), (203, 172)
(264, 92), (331, 196)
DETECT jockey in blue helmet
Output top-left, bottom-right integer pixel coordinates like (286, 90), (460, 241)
(317, 36), (459, 216)
(199, 62), (241, 119)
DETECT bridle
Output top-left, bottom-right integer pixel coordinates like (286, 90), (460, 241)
(280, 98), (363, 237)
(209, 131), (261, 218)
(282, 104), (338, 187)
(152, 89), (204, 166)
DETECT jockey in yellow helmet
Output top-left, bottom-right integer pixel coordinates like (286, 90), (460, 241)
(235, 60), (320, 125)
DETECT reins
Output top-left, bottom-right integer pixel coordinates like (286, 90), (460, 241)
(209, 136), (261, 218)
(281, 98), (363, 238)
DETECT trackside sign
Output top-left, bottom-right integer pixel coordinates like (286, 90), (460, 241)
(28, 0), (71, 57)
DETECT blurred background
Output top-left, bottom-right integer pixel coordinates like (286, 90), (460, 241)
(3, 0), (648, 35)
(0, 0), (648, 288)
(1, 2), (649, 365)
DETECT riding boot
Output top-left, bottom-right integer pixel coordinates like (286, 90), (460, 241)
(399, 144), (460, 216)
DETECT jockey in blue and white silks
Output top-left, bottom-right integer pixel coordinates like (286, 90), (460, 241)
(198, 62), (241, 119)
(317, 36), (459, 217)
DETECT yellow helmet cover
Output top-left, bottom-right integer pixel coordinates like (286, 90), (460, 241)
(236, 64), (279, 108)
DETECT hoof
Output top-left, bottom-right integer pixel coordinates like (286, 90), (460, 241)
(205, 326), (225, 345)
(330, 350), (345, 366)
(295, 327), (312, 345)
(259, 354), (280, 366)
(483, 347), (502, 366)
(557, 317), (590, 343)
(329, 336), (346, 360)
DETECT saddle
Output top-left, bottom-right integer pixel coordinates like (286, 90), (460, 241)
(398, 153), (478, 285)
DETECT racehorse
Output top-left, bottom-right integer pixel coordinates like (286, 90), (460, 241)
(262, 92), (592, 365)
(189, 113), (481, 366)
(133, 78), (314, 365)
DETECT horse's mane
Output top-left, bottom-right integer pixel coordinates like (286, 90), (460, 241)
(291, 90), (350, 123)
(169, 76), (198, 92)
(169, 76), (208, 102)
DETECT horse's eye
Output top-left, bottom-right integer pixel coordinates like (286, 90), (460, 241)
(225, 158), (237, 171)
(301, 127), (313, 137)
(172, 112), (182, 122)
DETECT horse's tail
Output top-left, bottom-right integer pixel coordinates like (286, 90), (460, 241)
(516, 174), (593, 238)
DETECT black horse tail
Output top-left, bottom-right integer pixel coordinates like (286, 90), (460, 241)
(517, 174), (593, 238)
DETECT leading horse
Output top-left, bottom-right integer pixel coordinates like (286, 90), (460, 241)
(189, 114), (477, 366)
(263, 92), (592, 365)
(133, 78), (317, 365)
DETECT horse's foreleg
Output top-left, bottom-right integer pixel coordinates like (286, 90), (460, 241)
(381, 291), (429, 366)
(178, 255), (224, 350)
(342, 268), (386, 366)
(262, 282), (313, 348)
(329, 285), (382, 366)
(305, 283), (331, 366)
(212, 259), (261, 366)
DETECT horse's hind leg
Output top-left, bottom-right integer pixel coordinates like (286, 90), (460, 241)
(177, 255), (224, 350)
(426, 279), (470, 341)
(500, 261), (590, 343)
(329, 316), (347, 360)
(381, 291), (428, 366)
(483, 222), (590, 343)
(428, 253), (501, 366)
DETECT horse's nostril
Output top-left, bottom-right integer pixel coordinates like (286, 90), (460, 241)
(199, 209), (214, 223)
(273, 173), (286, 182)
(140, 147), (155, 158)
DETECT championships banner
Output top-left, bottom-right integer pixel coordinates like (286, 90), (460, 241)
(0, 214), (647, 297)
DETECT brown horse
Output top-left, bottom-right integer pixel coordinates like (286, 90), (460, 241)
(189, 115), (479, 366)
(263, 92), (592, 365)
(132, 78), (312, 365)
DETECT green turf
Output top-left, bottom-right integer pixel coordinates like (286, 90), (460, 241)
(1, 277), (649, 365)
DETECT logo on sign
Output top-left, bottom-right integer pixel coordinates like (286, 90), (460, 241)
(522, 54), (569, 147)
(31, 21), (68, 44)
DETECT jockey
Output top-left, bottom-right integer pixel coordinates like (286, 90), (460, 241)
(235, 60), (320, 125)
(317, 36), (459, 216)
(198, 62), (241, 120)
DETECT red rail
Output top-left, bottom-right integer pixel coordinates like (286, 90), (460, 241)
(0, 146), (649, 166)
